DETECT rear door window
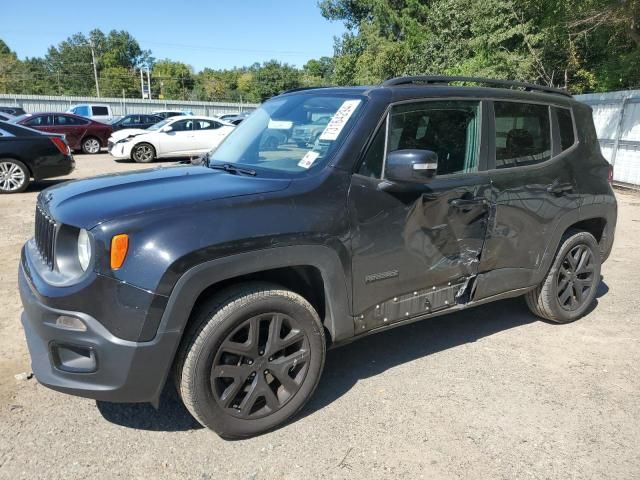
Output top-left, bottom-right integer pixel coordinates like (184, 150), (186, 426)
(91, 106), (109, 116)
(195, 120), (221, 130)
(55, 115), (87, 125)
(494, 102), (551, 168)
(555, 107), (576, 151)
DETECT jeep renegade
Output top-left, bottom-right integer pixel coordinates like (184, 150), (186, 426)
(19, 76), (617, 438)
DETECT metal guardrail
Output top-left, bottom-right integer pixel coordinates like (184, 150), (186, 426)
(576, 90), (640, 188)
(0, 94), (258, 117)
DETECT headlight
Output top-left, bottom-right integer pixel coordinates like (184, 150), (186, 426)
(77, 229), (92, 271)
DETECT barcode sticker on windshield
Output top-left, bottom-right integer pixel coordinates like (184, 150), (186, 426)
(298, 151), (320, 169)
(319, 99), (361, 141)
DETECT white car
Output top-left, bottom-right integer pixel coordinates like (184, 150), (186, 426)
(107, 116), (235, 163)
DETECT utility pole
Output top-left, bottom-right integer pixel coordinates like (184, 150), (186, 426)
(140, 69), (144, 99)
(88, 41), (100, 97)
(146, 67), (152, 100)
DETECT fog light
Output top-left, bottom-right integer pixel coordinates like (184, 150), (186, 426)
(55, 315), (87, 332)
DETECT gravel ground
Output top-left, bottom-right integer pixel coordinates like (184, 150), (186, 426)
(1, 153), (639, 479)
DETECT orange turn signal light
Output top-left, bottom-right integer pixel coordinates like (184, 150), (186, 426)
(110, 234), (129, 270)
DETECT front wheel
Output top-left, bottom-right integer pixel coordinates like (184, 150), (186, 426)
(525, 231), (601, 323)
(0, 159), (30, 193)
(175, 283), (326, 438)
(131, 143), (156, 163)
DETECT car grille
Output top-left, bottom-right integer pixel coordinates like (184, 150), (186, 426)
(34, 204), (57, 269)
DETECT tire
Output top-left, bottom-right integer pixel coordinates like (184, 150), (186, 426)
(175, 282), (325, 438)
(81, 136), (101, 154)
(0, 158), (30, 193)
(525, 230), (601, 323)
(131, 143), (156, 163)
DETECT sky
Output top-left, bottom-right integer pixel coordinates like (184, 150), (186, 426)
(2, 0), (346, 71)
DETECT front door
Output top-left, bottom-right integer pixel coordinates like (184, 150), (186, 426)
(349, 99), (492, 332)
(159, 118), (195, 156)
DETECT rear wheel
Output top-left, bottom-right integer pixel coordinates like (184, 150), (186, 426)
(175, 283), (325, 438)
(0, 159), (30, 193)
(131, 143), (156, 163)
(81, 136), (101, 154)
(525, 231), (601, 323)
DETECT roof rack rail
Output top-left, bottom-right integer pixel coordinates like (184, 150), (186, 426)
(281, 86), (329, 95)
(382, 75), (571, 97)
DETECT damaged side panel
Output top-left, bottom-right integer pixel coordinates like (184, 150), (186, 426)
(348, 173), (492, 333)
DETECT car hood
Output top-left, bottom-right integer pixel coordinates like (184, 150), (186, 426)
(39, 165), (291, 229)
(109, 128), (149, 142)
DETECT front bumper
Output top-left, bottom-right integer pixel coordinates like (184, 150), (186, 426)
(19, 256), (180, 404)
(108, 142), (131, 159)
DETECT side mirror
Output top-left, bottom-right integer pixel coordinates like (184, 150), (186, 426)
(161, 125), (173, 133)
(385, 149), (438, 184)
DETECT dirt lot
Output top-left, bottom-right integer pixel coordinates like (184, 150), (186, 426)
(1, 154), (639, 479)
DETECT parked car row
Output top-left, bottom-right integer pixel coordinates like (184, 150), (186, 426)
(0, 120), (74, 193)
(0, 104), (257, 173)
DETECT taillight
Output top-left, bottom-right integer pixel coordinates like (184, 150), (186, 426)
(607, 164), (614, 184)
(50, 137), (70, 155)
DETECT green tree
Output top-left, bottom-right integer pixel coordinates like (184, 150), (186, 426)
(152, 60), (194, 100)
(250, 60), (301, 101)
(0, 40), (23, 94)
(320, 0), (640, 92)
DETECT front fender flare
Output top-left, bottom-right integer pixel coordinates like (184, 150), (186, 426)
(157, 245), (354, 343)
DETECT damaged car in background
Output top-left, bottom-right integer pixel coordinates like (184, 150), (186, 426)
(108, 115), (234, 162)
(19, 76), (616, 439)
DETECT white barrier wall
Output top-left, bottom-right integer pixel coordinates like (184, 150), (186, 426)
(577, 90), (640, 187)
(0, 94), (257, 118)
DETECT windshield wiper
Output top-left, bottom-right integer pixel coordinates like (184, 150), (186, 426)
(209, 162), (257, 176)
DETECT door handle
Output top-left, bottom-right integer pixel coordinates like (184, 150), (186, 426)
(449, 197), (488, 209)
(546, 182), (573, 194)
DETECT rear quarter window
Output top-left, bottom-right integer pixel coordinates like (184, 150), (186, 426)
(555, 107), (576, 151)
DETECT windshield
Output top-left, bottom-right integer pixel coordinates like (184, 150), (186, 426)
(209, 94), (364, 176)
(147, 118), (172, 131)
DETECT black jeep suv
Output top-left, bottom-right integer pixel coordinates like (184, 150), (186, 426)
(19, 76), (616, 438)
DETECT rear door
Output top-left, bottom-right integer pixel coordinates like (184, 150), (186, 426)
(54, 114), (89, 149)
(475, 100), (580, 299)
(192, 119), (232, 152)
(349, 99), (492, 332)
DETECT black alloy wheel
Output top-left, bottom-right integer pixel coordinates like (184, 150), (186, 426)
(175, 283), (325, 438)
(556, 244), (596, 311)
(525, 230), (601, 323)
(212, 312), (310, 419)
